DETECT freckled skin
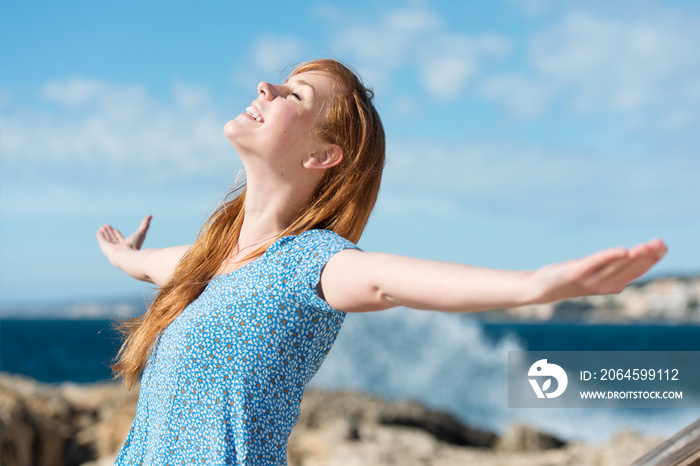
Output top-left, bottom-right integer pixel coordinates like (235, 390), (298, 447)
(223, 72), (336, 176)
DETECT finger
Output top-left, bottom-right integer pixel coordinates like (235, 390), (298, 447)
(580, 247), (628, 277)
(97, 225), (119, 252)
(651, 238), (668, 253)
(625, 242), (666, 278)
(622, 241), (666, 276)
(607, 257), (657, 290)
(113, 229), (125, 242)
(633, 239), (667, 260)
(628, 241), (655, 257)
(591, 256), (636, 293)
(594, 250), (661, 294)
(137, 215), (152, 233)
(101, 225), (116, 243)
(96, 225), (109, 242)
(129, 215), (152, 249)
(98, 225), (114, 240)
(105, 225), (125, 244)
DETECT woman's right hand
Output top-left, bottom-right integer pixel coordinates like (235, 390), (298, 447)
(96, 215), (190, 286)
(97, 215), (152, 266)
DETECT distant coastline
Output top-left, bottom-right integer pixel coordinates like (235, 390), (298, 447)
(477, 274), (700, 324)
(0, 295), (152, 320)
(2, 274), (698, 324)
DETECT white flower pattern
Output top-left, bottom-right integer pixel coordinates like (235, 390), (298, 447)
(115, 230), (359, 465)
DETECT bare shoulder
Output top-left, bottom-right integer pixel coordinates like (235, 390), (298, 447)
(324, 247), (365, 266)
(321, 249), (393, 313)
(323, 248), (391, 281)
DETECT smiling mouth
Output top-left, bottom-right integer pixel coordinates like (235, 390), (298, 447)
(246, 105), (264, 123)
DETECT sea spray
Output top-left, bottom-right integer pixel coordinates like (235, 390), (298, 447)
(310, 307), (523, 432)
(310, 308), (700, 442)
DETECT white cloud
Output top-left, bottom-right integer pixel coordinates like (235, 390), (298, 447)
(42, 78), (133, 108)
(374, 190), (464, 219)
(0, 180), (226, 217)
(381, 137), (699, 221)
(392, 96), (420, 116)
(329, 7), (509, 100)
(417, 35), (508, 100)
(501, 0), (554, 18)
(481, 8), (700, 126)
(252, 35), (307, 74)
(480, 74), (550, 119)
(2, 78), (236, 184)
(230, 36), (311, 94)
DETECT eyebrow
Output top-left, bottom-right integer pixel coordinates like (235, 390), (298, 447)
(286, 79), (315, 93)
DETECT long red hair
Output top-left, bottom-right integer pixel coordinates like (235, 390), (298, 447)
(112, 59), (386, 388)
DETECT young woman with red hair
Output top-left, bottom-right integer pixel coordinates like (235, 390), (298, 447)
(97, 59), (666, 465)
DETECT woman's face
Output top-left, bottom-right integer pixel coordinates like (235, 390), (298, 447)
(224, 71), (337, 168)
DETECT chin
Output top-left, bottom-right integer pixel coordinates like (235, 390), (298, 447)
(224, 120), (254, 156)
(223, 118), (236, 135)
(223, 118), (243, 145)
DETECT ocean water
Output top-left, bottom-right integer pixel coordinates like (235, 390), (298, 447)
(0, 319), (123, 383)
(2, 313), (699, 443)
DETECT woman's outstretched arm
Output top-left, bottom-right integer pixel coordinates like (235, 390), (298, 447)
(320, 239), (668, 314)
(96, 215), (190, 288)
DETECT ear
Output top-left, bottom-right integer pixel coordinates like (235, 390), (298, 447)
(302, 144), (343, 171)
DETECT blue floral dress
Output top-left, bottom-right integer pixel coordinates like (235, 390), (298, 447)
(115, 229), (359, 465)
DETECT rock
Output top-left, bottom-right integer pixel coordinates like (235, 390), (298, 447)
(562, 430), (665, 466)
(288, 389), (500, 466)
(377, 399), (497, 447)
(495, 423), (566, 452)
(1, 373), (91, 466)
(0, 373), (135, 466)
(295, 389), (497, 447)
(2, 372), (664, 466)
(58, 381), (138, 459)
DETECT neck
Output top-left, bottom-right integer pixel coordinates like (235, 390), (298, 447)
(237, 162), (321, 247)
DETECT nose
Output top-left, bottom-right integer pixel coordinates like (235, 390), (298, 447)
(257, 81), (276, 101)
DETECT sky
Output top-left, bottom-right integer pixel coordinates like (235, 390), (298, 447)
(1, 0), (699, 304)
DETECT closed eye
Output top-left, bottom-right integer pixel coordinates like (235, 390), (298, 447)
(285, 86), (302, 100)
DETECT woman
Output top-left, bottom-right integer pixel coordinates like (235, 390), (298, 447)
(97, 59), (667, 464)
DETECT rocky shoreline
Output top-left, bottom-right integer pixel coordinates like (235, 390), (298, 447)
(1, 372), (662, 466)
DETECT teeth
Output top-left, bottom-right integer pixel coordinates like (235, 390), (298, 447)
(246, 106), (263, 122)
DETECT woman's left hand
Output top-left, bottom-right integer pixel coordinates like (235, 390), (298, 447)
(532, 238), (668, 303)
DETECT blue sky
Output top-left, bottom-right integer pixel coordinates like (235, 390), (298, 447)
(1, 0), (699, 304)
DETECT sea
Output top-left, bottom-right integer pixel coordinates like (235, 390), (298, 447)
(2, 309), (699, 444)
